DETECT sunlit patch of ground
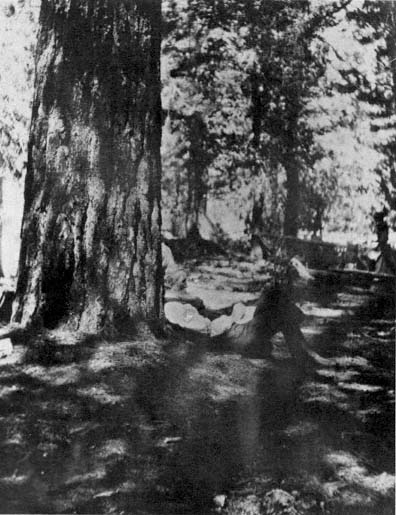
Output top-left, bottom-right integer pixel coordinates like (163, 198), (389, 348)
(0, 277), (394, 514)
(300, 303), (351, 318)
(320, 451), (395, 511)
(23, 364), (81, 386)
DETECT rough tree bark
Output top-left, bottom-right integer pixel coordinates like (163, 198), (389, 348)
(283, 166), (299, 237)
(283, 147), (300, 238)
(282, 47), (304, 240)
(385, 1), (396, 101)
(0, 177), (4, 278)
(12, 0), (163, 334)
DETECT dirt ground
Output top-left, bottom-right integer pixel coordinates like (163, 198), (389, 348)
(0, 260), (394, 514)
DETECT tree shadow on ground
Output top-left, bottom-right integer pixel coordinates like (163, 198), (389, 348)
(0, 285), (394, 514)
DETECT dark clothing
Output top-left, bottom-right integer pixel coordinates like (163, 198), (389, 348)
(375, 244), (396, 275)
(218, 285), (306, 361)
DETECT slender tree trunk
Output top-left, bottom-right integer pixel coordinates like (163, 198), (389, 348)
(12, 0), (163, 334)
(282, 90), (301, 238)
(0, 177), (3, 278)
(382, 2), (396, 211)
(385, 1), (396, 101)
(283, 155), (300, 237)
(187, 115), (207, 232)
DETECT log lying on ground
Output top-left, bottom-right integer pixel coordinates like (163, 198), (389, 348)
(210, 303), (256, 337)
(327, 268), (396, 280)
(164, 257), (316, 347)
(164, 291), (204, 311)
(164, 224), (225, 263)
(282, 235), (359, 269)
(309, 267), (396, 287)
(164, 297), (256, 337)
(164, 302), (211, 334)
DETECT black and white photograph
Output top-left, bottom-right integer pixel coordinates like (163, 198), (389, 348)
(0, 0), (395, 513)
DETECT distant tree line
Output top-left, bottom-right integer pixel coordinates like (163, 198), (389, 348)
(161, 0), (396, 240)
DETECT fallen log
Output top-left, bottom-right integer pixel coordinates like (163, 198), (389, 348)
(282, 235), (371, 270)
(329, 268), (395, 280)
(164, 302), (211, 334)
(309, 267), (395, 281)
(283, 235), (341, 249)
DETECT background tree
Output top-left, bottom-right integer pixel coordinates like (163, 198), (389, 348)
(305, 0), (396, 240)
(161, 0), (252, 236)
(348, 1), (396, 218)
(245, 0), (317, 238)
(0, 1), (38, 278)
(12, 0), (163, 334)
(161, 0), (368, 242)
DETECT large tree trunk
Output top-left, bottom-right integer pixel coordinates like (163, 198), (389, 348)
(12, 0), (163, 334)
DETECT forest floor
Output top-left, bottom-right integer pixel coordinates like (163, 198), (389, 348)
(0, 256), (394, 514)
